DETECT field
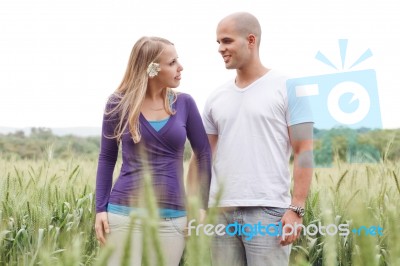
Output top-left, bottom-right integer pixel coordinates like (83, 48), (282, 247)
(1, 156), (399, 265)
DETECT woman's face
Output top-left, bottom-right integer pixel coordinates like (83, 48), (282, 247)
(151, 44), (183, 89)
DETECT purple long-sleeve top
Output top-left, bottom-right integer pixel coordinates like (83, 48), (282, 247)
(95, 93), (211, 213)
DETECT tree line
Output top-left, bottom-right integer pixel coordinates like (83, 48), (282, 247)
(0, 128), (100, 160)
(0, 127), (399, 164)
(313, 127), (399, 166)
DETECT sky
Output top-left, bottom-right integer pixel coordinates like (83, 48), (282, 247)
(1, 0), (399, 129)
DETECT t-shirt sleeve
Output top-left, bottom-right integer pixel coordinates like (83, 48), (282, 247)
(202, 96), (218, 135)
(95, 99), (120, 213)
(286, 78), (315, 126)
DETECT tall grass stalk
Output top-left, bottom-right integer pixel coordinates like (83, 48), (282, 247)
(1, 157), (399, 265)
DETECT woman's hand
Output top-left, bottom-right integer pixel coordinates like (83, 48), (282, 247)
(95, 212), (110, 246)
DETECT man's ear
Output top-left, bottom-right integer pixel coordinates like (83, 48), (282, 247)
(248, 34), (256, 47)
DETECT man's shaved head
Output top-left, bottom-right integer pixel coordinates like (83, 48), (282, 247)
(218, 12), (262, 46)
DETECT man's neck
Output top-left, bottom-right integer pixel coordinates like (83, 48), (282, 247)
(235, 65), (269, 89)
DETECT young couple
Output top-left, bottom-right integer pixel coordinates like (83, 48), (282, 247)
(94, 12), (314, 266)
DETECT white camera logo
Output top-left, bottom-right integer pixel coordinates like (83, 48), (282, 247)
(287, 39), (382, 130)
(327, 81), (370, 125)
(296, 81), (371, 125)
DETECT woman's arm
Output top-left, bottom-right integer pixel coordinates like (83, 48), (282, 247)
(185, 95), (212, 210)
(94, 101), (120, 245)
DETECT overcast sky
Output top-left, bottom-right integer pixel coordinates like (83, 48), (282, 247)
(1, 0), (399, 129)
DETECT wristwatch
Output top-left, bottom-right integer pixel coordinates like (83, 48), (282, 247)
(288, 204), (305, 217)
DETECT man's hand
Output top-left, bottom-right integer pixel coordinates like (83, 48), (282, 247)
(279, 210), (303, 246)
(95, 212), (110, 246)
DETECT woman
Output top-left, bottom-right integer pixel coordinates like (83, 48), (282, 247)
(94, 36), (211, 265)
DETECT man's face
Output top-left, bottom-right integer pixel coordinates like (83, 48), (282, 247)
(216, 20), (249, 70)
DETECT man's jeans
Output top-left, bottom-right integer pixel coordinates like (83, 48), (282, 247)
(211, 207), (291, 266)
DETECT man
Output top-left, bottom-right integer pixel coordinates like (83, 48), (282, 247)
(202, 12), (314, 265)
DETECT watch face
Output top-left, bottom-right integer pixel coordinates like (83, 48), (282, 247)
(299, 208), (305, 217)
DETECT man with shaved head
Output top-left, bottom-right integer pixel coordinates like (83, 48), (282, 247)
(201, 12), (314, 265)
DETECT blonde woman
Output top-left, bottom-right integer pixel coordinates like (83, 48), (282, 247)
(94, 36), (211, 265)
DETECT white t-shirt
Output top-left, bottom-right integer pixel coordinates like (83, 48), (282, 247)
(203, 69), (313, 208)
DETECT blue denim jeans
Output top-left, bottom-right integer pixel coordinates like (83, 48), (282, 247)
(211, 207), (291, 266)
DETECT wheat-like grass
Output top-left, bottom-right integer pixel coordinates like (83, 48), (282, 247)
(0, 157), (399, 265)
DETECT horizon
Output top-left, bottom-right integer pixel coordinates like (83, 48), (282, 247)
(1, 125), (399, 138)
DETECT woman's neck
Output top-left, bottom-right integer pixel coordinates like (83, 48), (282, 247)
(146, 86), (164, 101)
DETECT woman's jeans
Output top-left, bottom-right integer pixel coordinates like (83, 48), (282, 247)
(106, 212), (186, 266)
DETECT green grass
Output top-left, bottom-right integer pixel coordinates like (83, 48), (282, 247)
(1, 157), (399, 265)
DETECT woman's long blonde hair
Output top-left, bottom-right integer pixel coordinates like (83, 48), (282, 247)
(106, 36), (177, 143)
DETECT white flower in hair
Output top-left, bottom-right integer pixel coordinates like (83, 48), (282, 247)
(147, 62), (161, 78)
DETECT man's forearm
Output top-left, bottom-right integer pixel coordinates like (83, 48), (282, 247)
(291, 157), (313, 207)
